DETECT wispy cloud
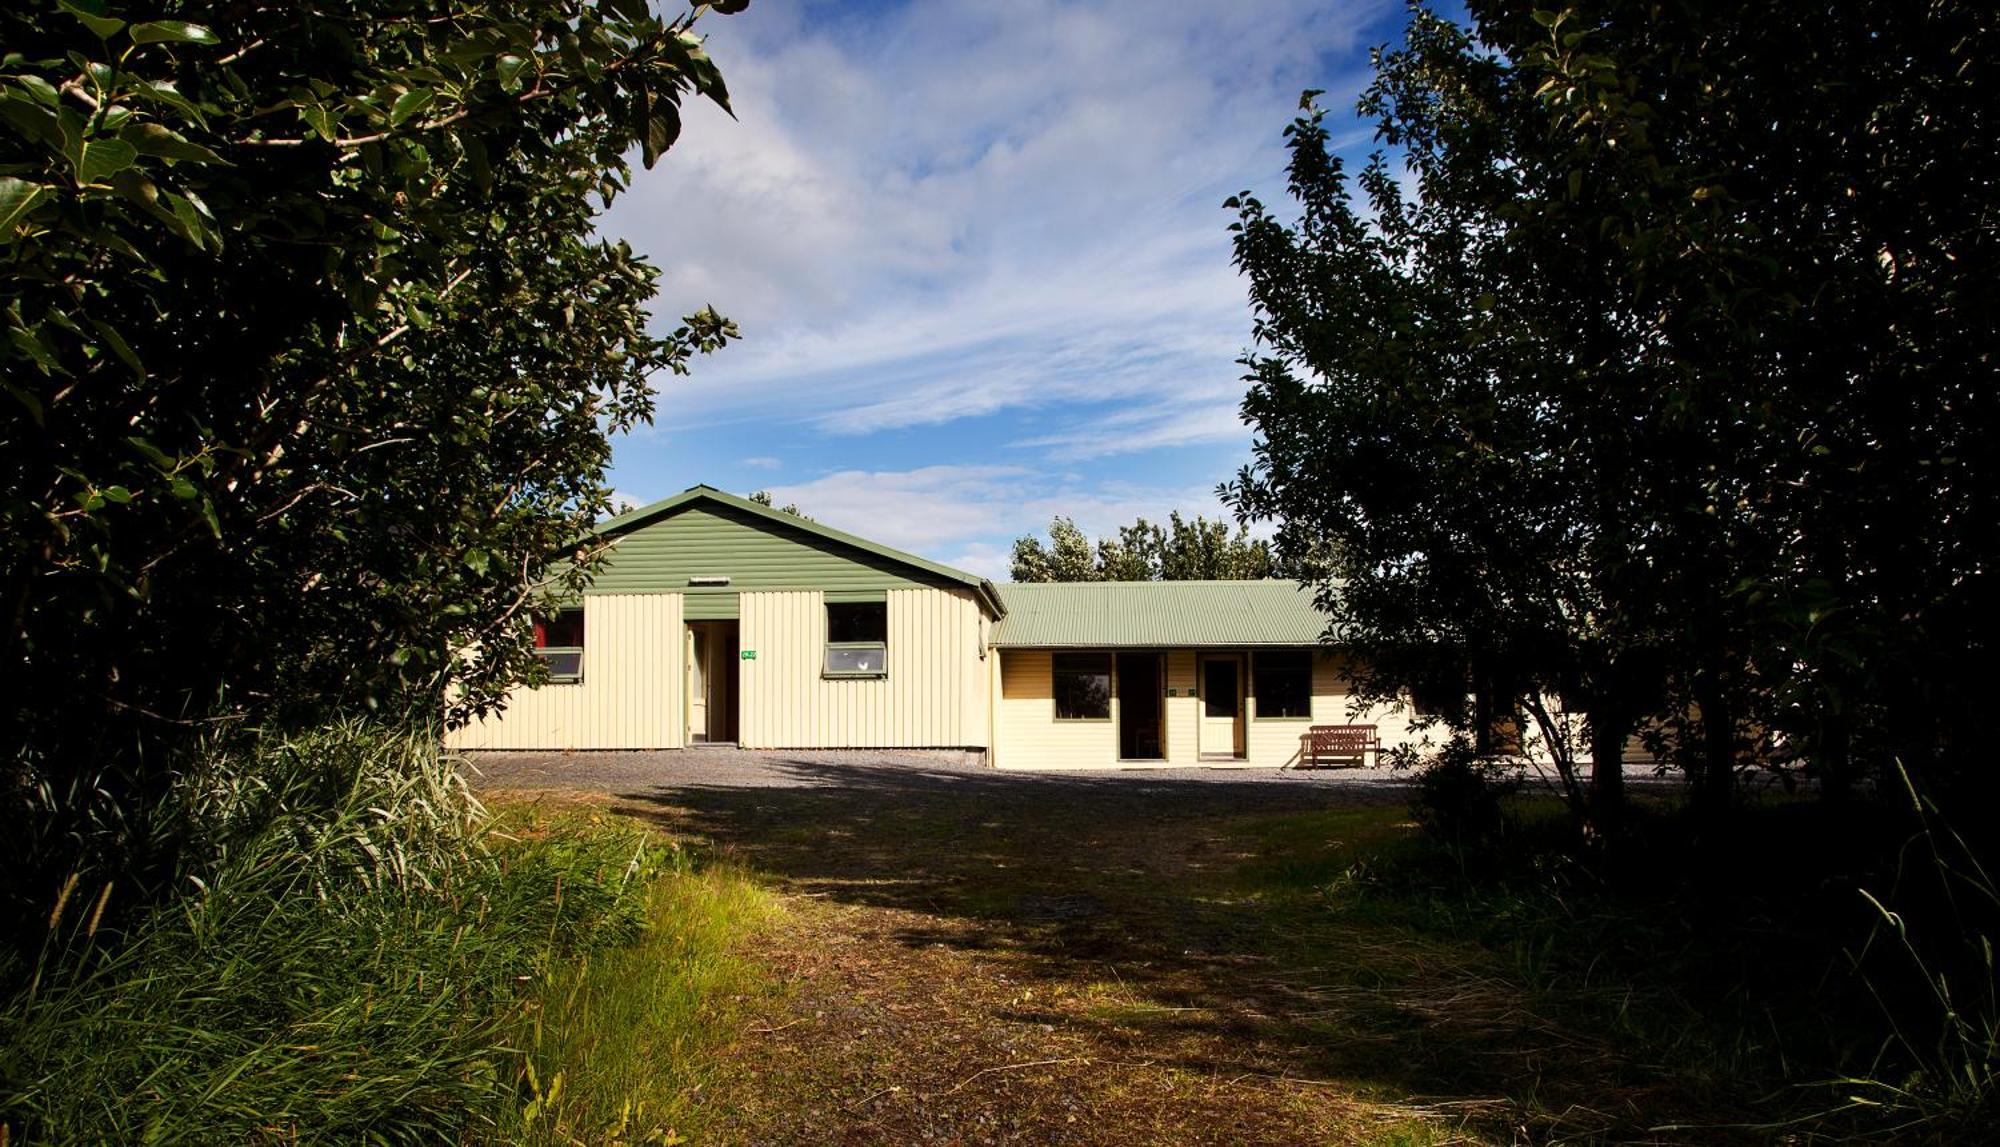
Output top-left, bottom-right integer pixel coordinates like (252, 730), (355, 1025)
(606, 0), (1392, 454)
(740, 455), (782, 470)
(758, 465), (1236, 577)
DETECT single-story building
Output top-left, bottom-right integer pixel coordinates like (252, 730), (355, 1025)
(447, 484), (1417, 769)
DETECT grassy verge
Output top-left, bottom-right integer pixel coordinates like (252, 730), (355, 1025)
(497, 804), (774, 1146)
(1218, 792), (1999, 1142)
(0, 726), (774, 1146)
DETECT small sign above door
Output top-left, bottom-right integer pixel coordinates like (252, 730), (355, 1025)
(741, 650), (757, 660)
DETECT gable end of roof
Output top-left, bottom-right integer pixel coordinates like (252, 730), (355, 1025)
(588, 485), (1005, 616)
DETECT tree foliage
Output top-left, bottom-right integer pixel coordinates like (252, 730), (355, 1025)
(0, 0), (741, 924)
(1010, 512), (1275, 582)
(1226, 1), (1996, 824)
(748, 489), (811, 520)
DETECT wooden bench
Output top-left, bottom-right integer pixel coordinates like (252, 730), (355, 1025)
(1297, 724), (1381, 769)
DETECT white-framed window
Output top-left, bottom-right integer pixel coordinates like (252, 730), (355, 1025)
(533, 608), (584, 683)
(824, 601), (887, 678)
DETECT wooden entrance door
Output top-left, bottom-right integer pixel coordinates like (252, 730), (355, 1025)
(1198, 654), (1245, 758)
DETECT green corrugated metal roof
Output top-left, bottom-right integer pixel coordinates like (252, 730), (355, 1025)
(992, 580), (1333, 648)
(587, 485), (1006, 617)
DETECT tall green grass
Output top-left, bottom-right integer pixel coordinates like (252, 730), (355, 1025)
(1310, 786), (2000, 1141)
(1839, 763), (2000, 1131)
(0, 723), (772, 1145)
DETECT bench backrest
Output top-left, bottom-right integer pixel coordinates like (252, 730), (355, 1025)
(1306, 724), (1378, 751)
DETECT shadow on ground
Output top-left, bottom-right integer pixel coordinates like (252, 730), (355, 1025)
(482, 754), (1750, 1143)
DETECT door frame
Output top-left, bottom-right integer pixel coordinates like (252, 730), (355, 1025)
(1196, 652), (1247, 759)
(1115, 651), (1166, 761)
(685, 620), (740, 744)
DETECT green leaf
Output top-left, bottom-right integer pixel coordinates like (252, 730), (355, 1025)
(644, 103), (684, 170)
(169, 476), (198, 500)
(120, 122), (226, 165)
(296, 99), (336, 142)
(76, 137), (138, 185)
(90, 318), (144, 378)
(58, 0), (125, 38)
(129, 20), (220, 46)
(2, 377), (45, 424)
(103, 485), (133, 504)
(388, 88), (436, 127)
(495, 53), (530, 93)
(8, 324), (64, 375)
(673, 32), (733, 116)
(15, 74), (63, 108)
(0, 177), (53, 241)
(126, 437), (175, 469)
(127, 78), (207, 127)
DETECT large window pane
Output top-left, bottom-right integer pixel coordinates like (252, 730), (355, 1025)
(1253, 649), (1312, 719)
(827, 602), (887, 643)
(538, 650), (582, 681)
(535, 609), (584, 649)
(533, 608), (584, 682)
(1204, 659), (1238, 718)
(825, 645), (887, 675)
(1053, 652), (1112, 720)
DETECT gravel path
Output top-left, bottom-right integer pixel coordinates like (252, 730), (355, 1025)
(461, 746), (1419, 804)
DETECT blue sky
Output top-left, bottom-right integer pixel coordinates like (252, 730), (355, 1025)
(598, 0), (1409, 578)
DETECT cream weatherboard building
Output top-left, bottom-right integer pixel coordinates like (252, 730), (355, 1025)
(448, 485), (1417, 769)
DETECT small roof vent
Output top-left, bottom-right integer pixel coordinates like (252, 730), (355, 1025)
(687, 575), (731, 587)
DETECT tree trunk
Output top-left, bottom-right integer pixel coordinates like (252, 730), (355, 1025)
(1588, 712), (1628, 826)
(1816, 708), (1852, 803)
(1693, 662), (1737, 816)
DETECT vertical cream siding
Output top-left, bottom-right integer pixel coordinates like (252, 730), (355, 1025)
(738, 586), (987, 748)
(995, 649), (1118, 769)
(447, 593), (684, 751)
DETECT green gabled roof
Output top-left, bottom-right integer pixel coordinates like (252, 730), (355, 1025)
(589, 485), (1005, 617)
(991, 579), (1332, 648)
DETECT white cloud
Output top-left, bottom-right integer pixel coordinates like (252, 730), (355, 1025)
(604, 489), (651, 516)
(759, 464), (1238, 571)
(1014, 400), (1250, 461)
(740, 455), (782, 470)
(605, 0), (1391, 455)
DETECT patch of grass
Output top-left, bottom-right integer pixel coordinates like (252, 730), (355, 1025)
(0, 727), (776, 1146)
(499, 805), (776, 1146)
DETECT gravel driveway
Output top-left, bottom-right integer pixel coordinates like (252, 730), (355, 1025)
(461, 746), (1419, 803)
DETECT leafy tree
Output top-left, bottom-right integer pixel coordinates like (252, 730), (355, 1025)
(1226, 1), (1996, 823)
(1008, 513), (1273, 582)
(748, 490), (810, 520)
(1156, 512), (1274, 581)
(0, 0), (741, 926)
(1009, 516), (1098, 582)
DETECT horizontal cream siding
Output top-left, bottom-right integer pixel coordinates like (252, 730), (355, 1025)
(447, 593), (684, 751)
(995, 649), (1118, 770)
(996, 646), (1427, 770)
(1165, 650), (1198, 764)
(738, 586), (987, 749)
(1245, 651), (1418, 767)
